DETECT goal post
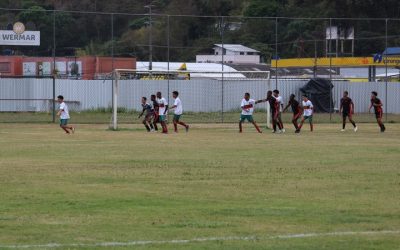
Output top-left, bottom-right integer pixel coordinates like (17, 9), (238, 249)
(110, 69), (271, 130)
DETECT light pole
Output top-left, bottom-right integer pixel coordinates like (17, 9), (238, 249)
(144, 3), (155, 71)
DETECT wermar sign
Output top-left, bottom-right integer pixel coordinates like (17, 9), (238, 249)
(0, 22), (40, 46)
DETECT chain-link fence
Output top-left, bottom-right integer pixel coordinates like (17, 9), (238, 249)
(1, 77), (399, 124)
(0, 7), (399, 124)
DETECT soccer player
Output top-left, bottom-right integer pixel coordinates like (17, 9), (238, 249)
(283, 94), (302, 131)
(340, 91), (358, 132)
(56, 95), (75, 134)
(138, 97), (155, 132)
(369, 91), (386, 132)
(156, 91), (168, 134)
(239, 92), (262, 133)
(256, 90), (282, 133)
(273, 89), (285, 132)
(169, 91), (189, 133)
(150, 94), (159, 131)
(296, 95), (313, 133)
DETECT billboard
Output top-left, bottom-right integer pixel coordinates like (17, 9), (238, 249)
(0, 22), (40, 46)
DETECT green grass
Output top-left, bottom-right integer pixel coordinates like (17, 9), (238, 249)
(1, 111), (400, 124)
(0, 123), (399, 249)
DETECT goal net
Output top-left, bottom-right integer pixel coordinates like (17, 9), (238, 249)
(110, 69), (271, 130)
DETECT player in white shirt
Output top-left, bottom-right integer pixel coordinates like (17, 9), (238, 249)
(239, 93), (262, 133)
(273, 89), (285, 133)
(296, 94), (314, 133)
(156, 91), (168, 134)
(56, 95), (75, 134)
(169, 91), (189, 133)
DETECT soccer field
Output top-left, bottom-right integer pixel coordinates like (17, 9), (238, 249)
(0, 123), (399, 249)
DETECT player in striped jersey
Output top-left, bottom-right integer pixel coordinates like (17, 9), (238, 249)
(138, 97), (155, 132)
(369, 91), (386, 132)
(283, 94), (302, 131)
(256, 90), (282, 133)
(340, 91), (357, 132)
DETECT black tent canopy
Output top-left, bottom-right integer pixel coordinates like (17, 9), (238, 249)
(300, 78), (334, 113)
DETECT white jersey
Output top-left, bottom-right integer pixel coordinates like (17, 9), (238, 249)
(241, 98), (255, 115)
(173, 97), (183, 115)
(157, 97), (168, 115)
(59, 102), (70, 119)
(276, 96), (283, 112)
(302, 100), (313, 116)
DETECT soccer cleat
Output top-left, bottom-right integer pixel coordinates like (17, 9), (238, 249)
(71, 127), (75, 134)
(295, 129), (300, 133)
(271, 130), (276, 133)
(354, 126), (358, 132)
(276, 130), (282, 134)
(341, 129), (345, 132)
(281, 128), (286, 133)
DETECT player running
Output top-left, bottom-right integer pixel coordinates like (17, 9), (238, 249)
(169, 91), (189, 133)
(150, 94), (159, 131)
(239, 92), (262, 133)
(369, 91), (386, 132)
(56, 95), (75, 134)
(340, 91), (358, 132)
(283, 94), (302, 131)
(256, 90), (282, 133)
(138, 97), (155, 132)
(156, 92), (169, 134)
(296, 95), (314, 133)
(273, 89), (285, 133)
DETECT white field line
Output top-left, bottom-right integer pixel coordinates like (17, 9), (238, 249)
(0, 230), (399, 249)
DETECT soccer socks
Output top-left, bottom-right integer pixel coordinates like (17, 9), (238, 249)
(144, 124), (151, 132)
(178, 121), (187, 128)
(254, 124), (262, 133)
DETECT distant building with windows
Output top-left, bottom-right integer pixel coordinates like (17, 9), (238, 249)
(196, 44), (260, 64)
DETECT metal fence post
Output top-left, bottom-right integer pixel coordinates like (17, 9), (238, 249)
(167, 15), (170, 106)
(221, 16), (225, 123)
(385, 18), (388, 122)
(329, 18), (333, 122)
(52, 10), (56, 123)
(275, 17), (278, 89)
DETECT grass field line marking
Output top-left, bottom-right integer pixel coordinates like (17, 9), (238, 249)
(1, 230), (399, 249)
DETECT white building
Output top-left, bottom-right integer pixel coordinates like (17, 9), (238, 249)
(196, 44), (260, 64)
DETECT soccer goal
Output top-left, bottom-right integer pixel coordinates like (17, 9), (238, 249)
(110, 69), (271, 130)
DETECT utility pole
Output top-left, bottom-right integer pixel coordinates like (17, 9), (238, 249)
(145, 3), (154, 71)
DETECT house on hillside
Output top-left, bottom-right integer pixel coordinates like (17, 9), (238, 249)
(196, 44), (260, 64)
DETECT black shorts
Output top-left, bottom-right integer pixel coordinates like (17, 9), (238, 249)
(293, 112), (301, 120)
(375, 110), (383, 119)
(342, 111), (350, 118)
(153, 113), (160, 123)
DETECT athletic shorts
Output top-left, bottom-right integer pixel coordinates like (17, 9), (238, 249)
(342, 111), (351, 118)
(240, 114), (254, 122)
(159, 115), (167, 122)
(144, 113), (154, 121)
(173, 114), (181, 121)
(304, 115), (313, 123)
(60, 119), (69, 126)
(293, 112), (301, 120)
(271, 110), (278, 120)
(153, 113), (159, 123)
(375, 110), (383, 119)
